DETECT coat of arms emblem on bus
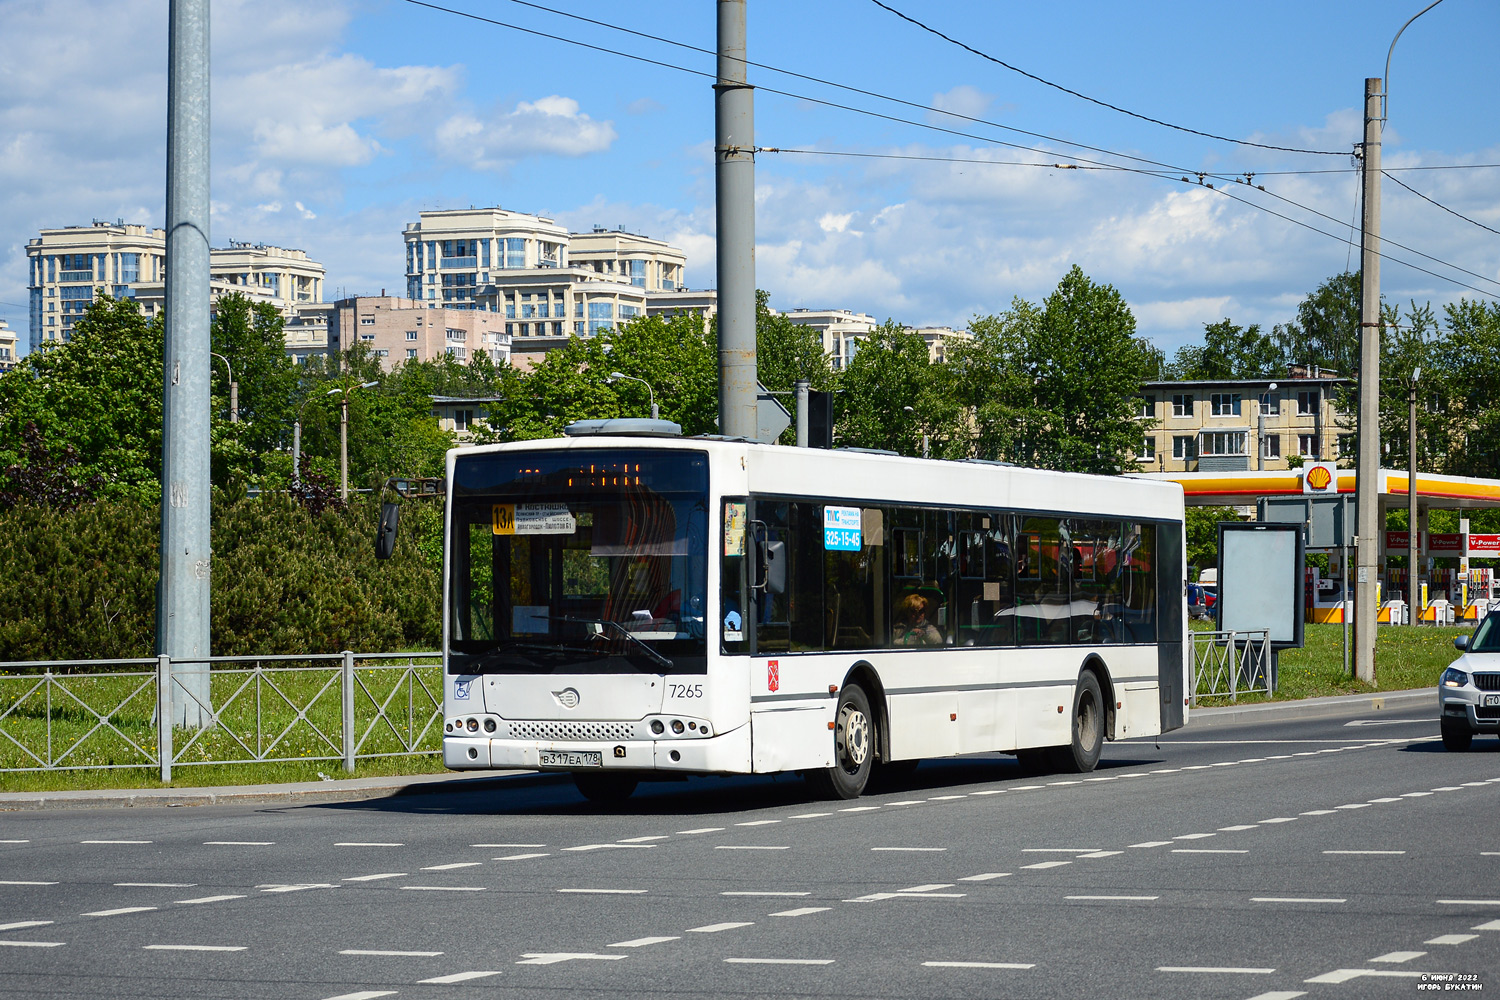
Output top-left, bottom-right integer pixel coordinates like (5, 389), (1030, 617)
(767, 660), (779, 693)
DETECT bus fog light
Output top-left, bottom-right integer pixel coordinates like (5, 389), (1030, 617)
(483, 718), (497, 733)
(467, 747), (478, 760)
(650, 720), (665, 735)
(670, 750), (681, 762)
(466, 718), (479, 732)
(671, 720), (685, 734)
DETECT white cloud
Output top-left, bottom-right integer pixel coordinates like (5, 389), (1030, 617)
(294, 202), (317, 221)
(436, 97), (617, 171)
(818, 212), (855, 234)
(929, 85), (996, 123)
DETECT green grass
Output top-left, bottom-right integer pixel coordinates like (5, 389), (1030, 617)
(1193, 620), (1463, 705)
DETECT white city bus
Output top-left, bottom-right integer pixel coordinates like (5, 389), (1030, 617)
(439, 419), (1187, 800)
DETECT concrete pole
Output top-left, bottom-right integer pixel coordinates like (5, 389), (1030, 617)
(157, 0), (212, 728)
(715, 0), (758, 439)
(292, 420), (301, 490)
(1408, 379), (1418, 625)
(794, 379), (810, 447)
(340, 393), (350, 501)
(1354, 78), (1383, 684)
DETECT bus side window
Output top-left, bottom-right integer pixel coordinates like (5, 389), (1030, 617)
(825, 506), (882, 650)
(752, 501), (824, 653)
(956, 513), (1015, 646)
(1017, 516), (1067, 645)
(1121, 523), (1158, 643)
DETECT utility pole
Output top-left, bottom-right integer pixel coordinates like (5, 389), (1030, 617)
(1354, 77), (1383, 685)
(716, 0), (757, 439)
(157, 0), (212, 728)
(1409, 368), (1420, 626)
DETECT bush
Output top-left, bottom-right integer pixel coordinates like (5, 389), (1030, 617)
(0, 495), (441, 662)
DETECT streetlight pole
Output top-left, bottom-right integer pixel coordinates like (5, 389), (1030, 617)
(1353, 76), (1383, 685)
(293, 387), (340, 491)
(210, 352), (237, 423)
(1409, 366), (1421, 626)
(609, 372), (658, 420)
(337, 380), (379, 500)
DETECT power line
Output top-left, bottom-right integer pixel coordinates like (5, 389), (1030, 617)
(1383, 170), (1500, 238)
(867, 0), (1346, 157)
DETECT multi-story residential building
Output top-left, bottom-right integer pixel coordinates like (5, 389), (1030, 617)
(645, 287), (717, 326)
(1138, 370), (1352, 472)
(329, 296), (510, 370)
(910, 326), (973, 364)
(403, 207), (571, 310)
(25, 221), (325, 351)
(567, 227), (686, 292)
(783, 309), (879, 371)
(0, 319), (18, 372)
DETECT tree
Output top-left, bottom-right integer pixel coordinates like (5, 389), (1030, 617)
(1274, 271), (1363, 377)
(0, 422), (104, 509)
(1171, 319), (1286, 380)
(1436, 298), (1500, 477)
(755, 291), (835, 395)
(0, 294), (165, 500)
(834, 321), (937, 455)
(210, 292), (300, 489)
(947, 299), (1050, 462)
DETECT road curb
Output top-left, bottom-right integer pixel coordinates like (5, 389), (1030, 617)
(1186, 688), (1433, 729)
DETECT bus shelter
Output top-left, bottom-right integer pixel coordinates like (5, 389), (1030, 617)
(1137, 467), (1500, 624)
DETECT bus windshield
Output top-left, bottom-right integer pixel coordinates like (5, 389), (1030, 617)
(448, 448), (709, 675)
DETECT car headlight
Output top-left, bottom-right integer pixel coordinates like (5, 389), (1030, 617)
(1441, 667), (1470, 689)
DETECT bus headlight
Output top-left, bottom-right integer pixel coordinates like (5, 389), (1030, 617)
(466, 717), (479, 732)
(650, 720), (665, 735)
(671, 719), (685, 734)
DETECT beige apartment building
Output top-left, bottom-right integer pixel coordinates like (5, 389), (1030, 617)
(330, 296), (510, 370)
(26, 220), (325, 351)
(0, 319), (17, 371)
(1139, 370), (1352, 472)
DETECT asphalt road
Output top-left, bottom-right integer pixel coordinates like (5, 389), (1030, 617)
(1, 702), (1497, 1000)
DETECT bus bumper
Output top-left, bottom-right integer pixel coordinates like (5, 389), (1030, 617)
(445, 724), (751, 774)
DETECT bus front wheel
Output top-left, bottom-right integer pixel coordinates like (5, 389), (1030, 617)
(573, 771), (639, 803)
(807, 684), (874, 800)
(1056, 672), (1104, 773)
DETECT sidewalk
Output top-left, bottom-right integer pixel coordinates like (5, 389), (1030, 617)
(0, 689), (1436, 811)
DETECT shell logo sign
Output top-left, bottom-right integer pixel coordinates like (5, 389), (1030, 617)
(1302, 462), (1337, 495)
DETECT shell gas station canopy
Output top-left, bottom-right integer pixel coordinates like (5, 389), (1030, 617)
(1138, 467), (1500, 512)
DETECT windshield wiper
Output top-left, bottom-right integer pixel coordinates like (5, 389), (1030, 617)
(455, 641), (606, 672)
(550, 616), (676, 672)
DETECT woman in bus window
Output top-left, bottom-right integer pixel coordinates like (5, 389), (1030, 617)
(893, 592), (943, 646)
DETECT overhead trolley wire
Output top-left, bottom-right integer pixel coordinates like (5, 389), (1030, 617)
(1383, 171), (1500, 238)
(867, 0), (1346, 156)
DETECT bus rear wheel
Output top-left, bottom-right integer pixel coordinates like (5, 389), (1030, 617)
(807, 684), (874, 800)
(573, 772), (639, 803)
(1055, 672), (1104, 773)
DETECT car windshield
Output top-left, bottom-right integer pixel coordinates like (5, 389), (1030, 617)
(448, 447), (709, 675)
(1469, 614), (1500, 653)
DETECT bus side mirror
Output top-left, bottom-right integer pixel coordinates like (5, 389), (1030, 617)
(375, 502), (400, 560)
(755, 538), (786, 595)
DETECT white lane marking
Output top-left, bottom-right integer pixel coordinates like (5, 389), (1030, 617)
(676, 828), (725, 835)
(1079, 850), (1125, 859)
(846, 892), (898, 902)
(1242, 993), (1306, 1000)
(0, 840), (29, 843)
(771, 907), (831, 917)
(1335, 804), (1371, 810)
(1432, 786), (1464, 792)
(81, 840), (151, 844)
(401, 886), (485, 892)
(1012, 785), (1044, 790)
(1483, 853), (1500, 857)
(1218, 825), (1259, 831)
(1439, 899), (1500, 905)
(563, 843), (654, 852)
(341, 948), (444, 956)
(516, 952), (625, 965)
(1476, 920), (1500, 931)
(83, 906), (157, 917)
(1159, 966), (1275, 974)
(1130, 841), (1172, 848)
(959, 873), (1010, 881)
(1300, 810), (1338, 815)
(894, 892), (966, 898)
(1023, 848), (1100, 853)
(888, 800), (928, 805)
(0, 940), (64, 948)
(1369, 797), (1405, 802)
(203, 841), (273, 846)
(1371, 951), (1426, 962)
(557, 888), (647, 895)
(1305, 969), (1424, 984)
(721, 891), (810, 897)
(471, 843), (544, 848)
(420, 971), (503, 984)
(839, 805), (883, 813)
(924, 960), (1034, 969)
(736, 820), (781, 827)
(1173, 849), (1249, 854)
(789, 813), (831, 819)
(175, 895), (246, 905)
(259, 884), (336, 893)
(321, 992), (399, 999)
(1259, 818), (1297, 824)
(1174, 833), (1216, 840)
(618, 835), (669, 843)
(1048, 780), (1083, 786)
(929, 794), (967, 800)
(0, 880), (56, 886)
(715, 845), (789, 851)
(0, 921), (53, 931)
(872, 847), (946, 852)
(335, 842), (403, 847)
(1066, 895), (1159, 901)
(970, 790), (1005, 796)
(1325, 850), (1405, 855)
(1400, 792), (1433, 798)
(420, 862), (482, 871)
(1150, 769), (1181, 774)
(115, 882), (194, 888)
(1426, 934), (1478, 945)
(1237, 758), (1267, 763)
(1021, 861), (1070, 870)
(724, 957), (834, 965)
(1253, 897), (1346, 904)
(1181, 765), (1213, 770)
(493, 854), (549, 861)
(145, 944), (247, 952)
(688, 922), (755, 933)
(342, 873), (405, 882)
(1085, 776), (1118, 782)
(609, 937), (680, 948)
(900, 884), (955, 893)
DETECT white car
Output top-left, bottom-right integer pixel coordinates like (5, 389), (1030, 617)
(1440, 615), (1500, 750)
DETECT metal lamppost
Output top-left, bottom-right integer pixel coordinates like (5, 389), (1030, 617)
(608, 371), (658, 419)
(1408, 366), (1421, 626)
(293, 387), (341, 491)
(903, 405), (930, 458)
(337, 380), (379, 500)
(210, 352), (238, 423)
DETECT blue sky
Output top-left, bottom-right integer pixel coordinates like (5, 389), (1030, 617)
(2, 0), (1496, 360)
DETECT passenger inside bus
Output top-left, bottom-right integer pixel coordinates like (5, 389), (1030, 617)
(893, 591), (944, 646)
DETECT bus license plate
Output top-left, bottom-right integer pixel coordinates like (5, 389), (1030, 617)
(539, 750), (602, 768)
(1484, 695), (1500, 707)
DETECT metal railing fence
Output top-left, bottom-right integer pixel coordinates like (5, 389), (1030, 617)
(1190, 629), (1273, 704)
(0, 652), (442, 781)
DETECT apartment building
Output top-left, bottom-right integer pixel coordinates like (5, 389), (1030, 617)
(330, 296), (511, 370)
(25, 221), (326, 351)
(1138, 370), (1352, 472)
(0, 319), (17, 372)
(783, 309), (879, 371)
(567, 227), (685, 292)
